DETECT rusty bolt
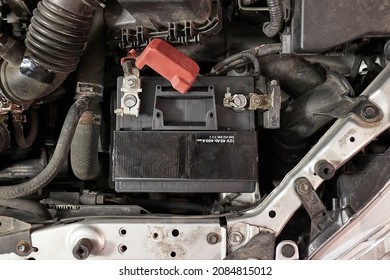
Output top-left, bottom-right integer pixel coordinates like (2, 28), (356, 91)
(229, 231), (243, 246)
(362, 105), (378, 119)
(16, 240), (31, 255)
(207, 233), (219, 245)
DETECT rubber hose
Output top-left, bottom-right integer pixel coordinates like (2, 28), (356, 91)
(12, 109), (39, 149)
(0, 199), (52, 220)
(70, 7), (105, 181)
(0, 122), (10, 154)
(0, 98), (90, 199)
(263, 0), (284, 38)
(211, 51), (260, 77)
(26, 0), (104, 72)
(70, 105), (102, 180)
(0, 0), (104, 104)
(258, 55), (326, 99)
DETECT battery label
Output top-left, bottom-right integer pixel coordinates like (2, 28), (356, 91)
(196, 134), (235, 144)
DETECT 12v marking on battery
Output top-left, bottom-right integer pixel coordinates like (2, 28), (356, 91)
(195, 134), (235, 144)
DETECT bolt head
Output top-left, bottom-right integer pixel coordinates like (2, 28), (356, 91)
(17, 244), (26, 252)
(232, 94), (247, 108)
(207, 233), (219, 245)
(123, 95), (137, 108)
(16, 240), (30, 255)
(229, 232), (243, 245)
(299, 182), (310, 193)
(281, 244), (295, 258)
(362, 105), (378, 119)
(127, 78), (138, 89)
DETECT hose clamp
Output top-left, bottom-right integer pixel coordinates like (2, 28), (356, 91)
(75, 82), (103, 102)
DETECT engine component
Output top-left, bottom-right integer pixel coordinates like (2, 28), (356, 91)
(0, 198), (51, 220)
(25, 0), (103, 73)
(113, 76), (258, 193)
(12, 109), (39, 149)
(117, 0), (212, 28)
(262, 80), (281, 129)
(337, 150), (390, 213)
(152, 86), (217, 130)
(263, 0), (284, 38)
(106, 0), (221, 49)
(223, 80), (281, 129)
(0, 33), (24, 66)
(227, 62), (390, 242)
(0, 216), (32, 257)
(115, 60), (142, 117)
(0, 0), (390, 261)
(273, 71), (361, 178)
(71, 99), (102, 181)
(0, 0), (104, 105)
(294, 177), (334, 254)
(258, 55), (326, 99)
(70, 6), (106, 181)
(113, 130), (257, 193)
(0, 118), (10, 154)
(223, 91), (248, 112)
(224, 231), (275, 260)
(0, 97), (92, 199)
(130, 39), (200, 93)
(292, 0), (390, 53)
(211, 51), (260, 78)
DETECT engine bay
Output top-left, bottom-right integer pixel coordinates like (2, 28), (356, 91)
(0, 0), (389, 260)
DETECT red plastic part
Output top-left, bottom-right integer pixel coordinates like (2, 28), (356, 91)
(131, 39), (199, 94)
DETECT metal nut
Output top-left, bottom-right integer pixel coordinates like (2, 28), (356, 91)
(127, 78), (137, 88)
(72, 238), (93, 260)
(314, 160), (335, 180)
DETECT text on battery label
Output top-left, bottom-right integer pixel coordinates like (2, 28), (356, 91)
(196, 135), (235, 144)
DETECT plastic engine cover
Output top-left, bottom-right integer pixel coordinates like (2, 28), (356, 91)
(292, 0), (390, 53)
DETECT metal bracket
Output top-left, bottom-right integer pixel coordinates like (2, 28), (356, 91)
(227, 63), (390, 246)
(115, 61), (142, 117)
(263, 80), (281, 129)
(295, 178), (333, 238)
(224, 231), (275, 260)
(0, 216), (32, 256)
(223, 79), (281, 129)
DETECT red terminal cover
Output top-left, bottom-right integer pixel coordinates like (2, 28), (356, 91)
(130, 39), (199, 94)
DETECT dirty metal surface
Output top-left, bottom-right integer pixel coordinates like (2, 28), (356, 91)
(227, 63), (390, 237)
(0, 218), (226, 260)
